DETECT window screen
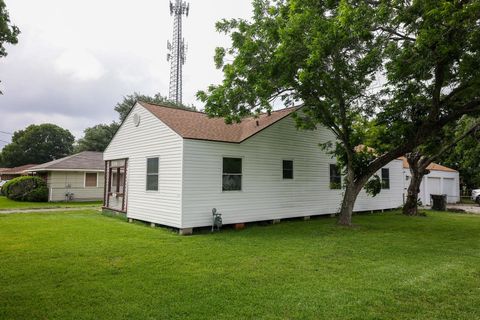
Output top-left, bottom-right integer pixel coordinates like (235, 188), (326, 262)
(85, 173), (97, 187)
(222, 157), (242, 191)
(381, 168), (390, 189)
(146, 158), (159, 191)
(283, 160), (293, 179)
(329, 164), (341, 189)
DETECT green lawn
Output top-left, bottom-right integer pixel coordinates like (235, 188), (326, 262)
(0, 210), (479, 319)
(0, 196), (102, 210)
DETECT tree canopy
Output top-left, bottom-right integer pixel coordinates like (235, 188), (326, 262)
(0, 0), (20, 93)
(198, 0), (480, 225)
(115, 92), (195, 122)
(74, 123), (119, 153)
(0, 124), (75, 167)
(441, 116), (480, 190)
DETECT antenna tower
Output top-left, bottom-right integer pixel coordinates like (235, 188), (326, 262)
(167, 0), (189, 105)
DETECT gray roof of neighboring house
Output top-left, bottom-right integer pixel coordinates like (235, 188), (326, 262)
(0, 164), (39, 175)
(28, 151), (104, 172)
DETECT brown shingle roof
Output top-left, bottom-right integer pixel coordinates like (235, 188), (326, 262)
(401, 157), (457, 173)
(138, 101), (298, 143)
(0, 164), (38, 174)
(28, 151), (104, 172)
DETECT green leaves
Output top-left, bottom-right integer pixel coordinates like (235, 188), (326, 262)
(75, 123), (120, 153)
(198, 0), (480, 220)
(365, 174), (381, 197)
(0, 0), (19, 58)
(0, 0), (20, 94)
(0, 124), (75, 167)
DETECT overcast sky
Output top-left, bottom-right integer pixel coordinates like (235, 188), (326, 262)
(0, 0), (252, 148)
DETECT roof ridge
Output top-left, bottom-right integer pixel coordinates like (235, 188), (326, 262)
(138, 102), (299, 143)
(138, 101), (205, 115)
(139, 100), (298, 119)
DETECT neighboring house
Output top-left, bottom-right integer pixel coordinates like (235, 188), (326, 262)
(27, 151), (105, 202)
(0, 164), (38, 181)
(402, 158), (460, 205)
(103, 101), (404, 234)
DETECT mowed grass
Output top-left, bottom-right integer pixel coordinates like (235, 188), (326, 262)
(0, 210), (479, 319)
(0, 196), (102, 210)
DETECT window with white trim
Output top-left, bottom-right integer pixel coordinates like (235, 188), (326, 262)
(283, 160), (293, 179)
(222, 157), (242, 191)
(146, 158), (159, 191)
(329, 164), (341, 189)
(381, 168), (390, 189)
(85, 173), (97, 187)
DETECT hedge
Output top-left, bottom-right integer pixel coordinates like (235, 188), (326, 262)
(2, 176), (48, 202)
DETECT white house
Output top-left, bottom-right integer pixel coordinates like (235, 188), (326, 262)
(402, 158), (460, 205)
(103, 101), (404, 234)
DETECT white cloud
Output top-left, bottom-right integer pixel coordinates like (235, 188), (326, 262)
(1, 0), (252, 143)
(54, 48), (106, 81)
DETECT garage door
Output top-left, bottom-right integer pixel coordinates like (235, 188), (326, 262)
(427, 177), (441, 205)
(442, 178), (456, 203)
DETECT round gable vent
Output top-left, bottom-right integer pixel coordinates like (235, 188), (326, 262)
(133, 113), (141, 127)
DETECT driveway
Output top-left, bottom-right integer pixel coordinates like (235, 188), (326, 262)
(447, 203), (480, 214)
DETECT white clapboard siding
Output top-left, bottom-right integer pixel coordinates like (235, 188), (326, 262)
(47, 171), (104, 201)
(104, 104), (183, 227)
(182, 116), (404, 228)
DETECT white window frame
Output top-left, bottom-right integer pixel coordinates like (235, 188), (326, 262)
(282, 159), (294, 180)
(329, 164), (342, 190)
(381, 168), (390, 190)
(221, 156), (243, 192)
(146, 156), (160, 192)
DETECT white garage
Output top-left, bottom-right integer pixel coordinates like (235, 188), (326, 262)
(403, 158), (460, 206)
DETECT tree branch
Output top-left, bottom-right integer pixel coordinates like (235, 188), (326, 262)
(427, 120), (480, 164)
(376, 27), (416, 42)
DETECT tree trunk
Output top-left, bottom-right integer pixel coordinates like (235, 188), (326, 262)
(403, 153), (430, 216)
(337, 182), (361, 226)
(403, 168), (424, 216)
(337, 162), (362, 226)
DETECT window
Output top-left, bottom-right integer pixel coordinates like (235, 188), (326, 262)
(329, 164), (341, 189)
(112, 172), (125, 188)
(381, 168), (390, 189)
(85, 173), (97, 187)
(146, 158), (159, 191)
(222, 157), (242, 191)
(283, 160), (293, 179)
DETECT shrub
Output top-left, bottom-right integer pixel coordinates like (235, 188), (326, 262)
(1, 179), (15, 196)
(3, 176), (48, 202)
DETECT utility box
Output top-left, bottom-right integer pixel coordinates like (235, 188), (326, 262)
(431, 194), (447, 211)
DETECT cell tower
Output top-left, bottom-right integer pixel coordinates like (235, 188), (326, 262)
(167, 0), (189, 105)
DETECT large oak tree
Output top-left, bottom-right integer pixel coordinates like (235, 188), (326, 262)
(403, 118), (480, 216)
(198, 0), (480, 226)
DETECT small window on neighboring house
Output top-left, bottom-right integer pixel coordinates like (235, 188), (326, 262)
(329, 164), (341, 189)
(283, 160), (293, 179)
(146, 158), (159, 191)
(85, 173), (97, 187)
(382, 168), (390, 189)
(223, 157), (242, 191)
